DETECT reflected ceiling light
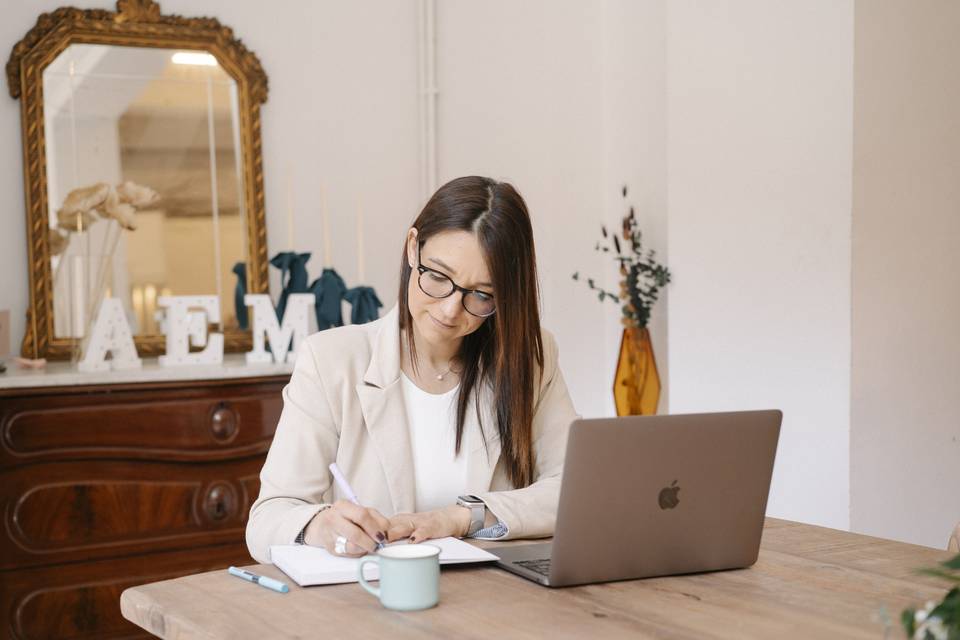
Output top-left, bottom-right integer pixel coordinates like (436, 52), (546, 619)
(171, 52), (218, 66)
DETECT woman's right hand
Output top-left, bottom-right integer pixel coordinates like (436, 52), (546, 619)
(303, 500), (391, 557)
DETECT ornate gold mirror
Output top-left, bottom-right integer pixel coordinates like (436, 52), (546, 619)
(6, 0), (269, 359)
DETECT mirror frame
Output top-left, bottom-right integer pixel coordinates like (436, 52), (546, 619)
(6, 0), (270, 360)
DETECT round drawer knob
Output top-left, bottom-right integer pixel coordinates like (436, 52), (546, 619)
(203, 483), (238, 522)
(210, 403), (238, 442)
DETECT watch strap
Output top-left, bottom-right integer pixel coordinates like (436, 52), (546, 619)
(457, 495), (486, 536)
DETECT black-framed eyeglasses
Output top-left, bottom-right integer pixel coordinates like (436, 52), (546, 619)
(416, 254), (496, 318)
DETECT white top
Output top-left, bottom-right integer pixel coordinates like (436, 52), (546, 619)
(400, 372), (469, 512)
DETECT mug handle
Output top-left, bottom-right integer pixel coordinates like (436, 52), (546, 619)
(357, 555), (380, 598)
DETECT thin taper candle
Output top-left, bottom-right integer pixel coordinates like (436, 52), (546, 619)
(357, 199), (365, 282)
(321, 183), (332, 268)
(286, 170), (294, 250)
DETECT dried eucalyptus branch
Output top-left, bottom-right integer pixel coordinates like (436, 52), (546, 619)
(572, 186), (671, 329)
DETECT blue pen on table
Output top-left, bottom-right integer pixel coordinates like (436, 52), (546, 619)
(228, 566), (289, 593)
(328, 462), (386, 550)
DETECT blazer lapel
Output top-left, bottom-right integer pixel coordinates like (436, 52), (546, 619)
(356, 306), (416, 514)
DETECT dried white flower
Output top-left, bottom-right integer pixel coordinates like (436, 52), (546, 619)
(101, 188), (138, 230)
(56, 182), (110, 231)
(116, 180), (159, 208)
(54, 180), (159, 233)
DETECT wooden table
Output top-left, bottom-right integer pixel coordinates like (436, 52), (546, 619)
(120, 519), (952, 639)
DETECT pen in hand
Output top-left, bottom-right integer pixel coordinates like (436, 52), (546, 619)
(328, 462), (385, 551)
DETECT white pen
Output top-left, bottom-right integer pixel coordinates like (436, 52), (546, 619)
(328, 462), (385, 550)
(228, 566), (289, 593)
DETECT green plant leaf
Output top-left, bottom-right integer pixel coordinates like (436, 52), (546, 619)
(901, 607), (916, 636)
(918, 568), (960, 582)
(928, 586), (960, 627)
(943, 554), (960, 571)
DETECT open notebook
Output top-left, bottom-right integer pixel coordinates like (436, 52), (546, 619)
(270, 537), (498, 586)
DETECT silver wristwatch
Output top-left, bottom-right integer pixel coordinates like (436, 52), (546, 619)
(456, 495), (486, 537)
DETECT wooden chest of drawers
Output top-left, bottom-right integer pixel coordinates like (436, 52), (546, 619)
(0, 374), (288, 639)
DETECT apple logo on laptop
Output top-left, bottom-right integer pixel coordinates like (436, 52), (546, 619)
(658, 480), (680, 510)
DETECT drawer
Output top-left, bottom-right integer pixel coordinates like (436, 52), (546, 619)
(0, 457), (264, 571)
(0, 542), (251, 640)
(0, 378), (285, 464)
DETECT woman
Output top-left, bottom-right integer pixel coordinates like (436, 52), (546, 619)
(246, 176), (578, 563)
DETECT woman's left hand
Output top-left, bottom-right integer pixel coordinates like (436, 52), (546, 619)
(387, 506), (471, 543)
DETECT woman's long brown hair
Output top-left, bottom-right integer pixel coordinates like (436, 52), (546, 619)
(398, 176), (542, 488)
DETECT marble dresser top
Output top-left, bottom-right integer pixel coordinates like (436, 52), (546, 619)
(0, 354), (293, 390)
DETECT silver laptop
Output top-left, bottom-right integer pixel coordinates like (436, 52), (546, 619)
(493, 410), (782, 587)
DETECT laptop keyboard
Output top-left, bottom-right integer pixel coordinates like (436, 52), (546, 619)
(515, 558), (551, 577)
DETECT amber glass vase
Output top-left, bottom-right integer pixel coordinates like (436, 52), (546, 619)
(613, 327), (661, 416)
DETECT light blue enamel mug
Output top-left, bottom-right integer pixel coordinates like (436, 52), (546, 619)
(357, 543), (441, 611)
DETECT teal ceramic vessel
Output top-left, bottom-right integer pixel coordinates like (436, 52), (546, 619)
(358, 543), (441, 611)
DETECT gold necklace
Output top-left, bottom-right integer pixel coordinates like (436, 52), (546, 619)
(427, 359), (458, 381)
(404, 335), (458, 382)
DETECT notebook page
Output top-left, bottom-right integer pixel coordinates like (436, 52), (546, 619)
(270, 536), (498, 586)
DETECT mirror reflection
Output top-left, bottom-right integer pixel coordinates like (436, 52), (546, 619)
(43, 44), (246, 339)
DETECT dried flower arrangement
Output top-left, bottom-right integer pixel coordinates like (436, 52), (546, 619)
(50, 180), (159, 338)
(50, 180), (159, 260)
(572, 186), (671, 329)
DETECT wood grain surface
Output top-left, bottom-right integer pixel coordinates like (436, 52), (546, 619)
(120, 518), (952, 639)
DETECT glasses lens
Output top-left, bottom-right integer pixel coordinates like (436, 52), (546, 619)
(419, 270), (454, 298)
(464, 292), (496, 317)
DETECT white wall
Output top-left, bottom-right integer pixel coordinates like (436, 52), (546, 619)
(665, 0), (854, 530)
(851, 0), (960, 549)
(435, 1), (613, 418)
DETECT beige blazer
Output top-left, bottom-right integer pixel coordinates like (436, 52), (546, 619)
(245, 305), (579, 563)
